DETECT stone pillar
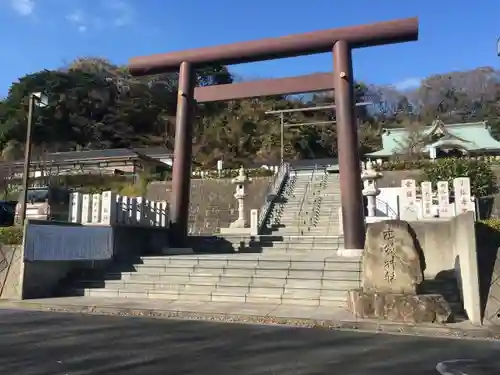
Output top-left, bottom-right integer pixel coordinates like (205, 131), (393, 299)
(400, 179), (418, 220)
(453, 177), (473, 214)
(250, 209), (259, 236)
(69, 192), (82, 223)
(437, 181), (453, 217)
(332, 40), (365, 250)
(420, 181), (433, 218)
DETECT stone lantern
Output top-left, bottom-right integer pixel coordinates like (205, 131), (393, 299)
(361, 160), (383, 217)
(229, 166), (251, 228)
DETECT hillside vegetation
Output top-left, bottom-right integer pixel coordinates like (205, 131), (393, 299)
(0, 58), (499, 167)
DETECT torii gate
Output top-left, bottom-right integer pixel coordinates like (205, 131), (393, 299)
(128, 17), (419, 249)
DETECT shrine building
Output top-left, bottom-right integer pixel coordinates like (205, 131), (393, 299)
(366, 120), (500, 159)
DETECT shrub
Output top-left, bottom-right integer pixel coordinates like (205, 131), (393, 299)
(478, 218), (500, 232)
(118, 183), (146, 197)
(0, 226), (23, 245)
(376, 158), (430, 171)
(376, 156), (500, 172)
(421, 158), (497, 197)
(476, 219), (500, 248)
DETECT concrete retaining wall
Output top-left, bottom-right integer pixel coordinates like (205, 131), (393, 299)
(0, 221), (171, 300)
(0, 245), (23, 299)
(407, 212), (481, 324)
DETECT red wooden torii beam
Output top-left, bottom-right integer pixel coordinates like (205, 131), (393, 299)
(194, 72), (334, 102)
(128, 17), (419, 249)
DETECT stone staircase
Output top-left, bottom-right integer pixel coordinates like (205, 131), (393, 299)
(265, 168), (342, 237)
(60, 165), (463, 315)
(61, 236), (463, 315)
(62, 236), (360, 307)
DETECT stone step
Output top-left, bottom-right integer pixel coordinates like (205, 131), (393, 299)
(113, 262), (362, 275)
(221, 234), (343, 241)
(107, 263), (361, 281)
(95, 269), (360, 285)
(76, 278), (360, 295)
(251, 242), (342, 249)
(279, 217), (338, 222)
(69, 285), (352, 306)
(187, 242), (345, 251)
(184, 242), (346, 251)
(130, 254), (359, 265)
(262, 250), (339, 257)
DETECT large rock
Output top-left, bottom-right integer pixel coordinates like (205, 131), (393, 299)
(363, 220), (423, 294)
(347, 289), (453, 323)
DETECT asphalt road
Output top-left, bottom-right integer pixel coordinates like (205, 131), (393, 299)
(0, 309), (498, 375)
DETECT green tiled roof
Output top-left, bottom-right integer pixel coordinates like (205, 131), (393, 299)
(366, 121), (500, 157)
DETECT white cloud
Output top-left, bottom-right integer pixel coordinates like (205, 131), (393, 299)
(64, 1), (134, 33)
(10, 0), (35, 15)
(394, 77), (421, 91)
(65, 9), (88, 32)
(66, 10), (83, 24)
(103, 0), (134, 27)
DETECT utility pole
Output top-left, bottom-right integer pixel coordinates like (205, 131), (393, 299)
(19, 92), (47, 227)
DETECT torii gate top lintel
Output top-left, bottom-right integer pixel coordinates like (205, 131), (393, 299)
(128, 17), (418, 76)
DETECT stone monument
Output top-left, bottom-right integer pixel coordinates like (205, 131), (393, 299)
(437, 181), (453, 218)
(453, 177), (474, 215)
(400, 179), (419, 220)
(420, 181), (433, 218)
(347, 220), (453, 323)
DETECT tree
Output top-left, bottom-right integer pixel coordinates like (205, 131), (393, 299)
(0, 61), (499, 167)
(392, 119), (428, 160)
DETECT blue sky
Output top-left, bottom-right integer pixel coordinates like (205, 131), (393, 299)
(0, 0), (498, 96)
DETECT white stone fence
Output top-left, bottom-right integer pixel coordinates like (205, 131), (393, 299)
(340, 176), (477, 235)
(69, 191), (169, 227)
(374, 177), (476, 221)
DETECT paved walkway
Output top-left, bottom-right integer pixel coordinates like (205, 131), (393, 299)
(2, 297), (499, 339)
(0, 308), (499, 375)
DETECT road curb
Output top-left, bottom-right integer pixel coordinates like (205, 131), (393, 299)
(3, 301), (500, 340)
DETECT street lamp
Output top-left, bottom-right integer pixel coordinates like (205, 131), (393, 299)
(497, 37), (500, 57)
(18, 92), (48, 226)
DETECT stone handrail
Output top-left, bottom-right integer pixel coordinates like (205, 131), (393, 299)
(257, 163), (290, 233)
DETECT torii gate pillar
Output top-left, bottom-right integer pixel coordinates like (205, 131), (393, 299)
(169, 61), (195, 246)
(333, 40), (365, 251)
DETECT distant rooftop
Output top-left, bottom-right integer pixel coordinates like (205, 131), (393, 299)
(16, 147), (173, 164)
(366, 121), (500, 157)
